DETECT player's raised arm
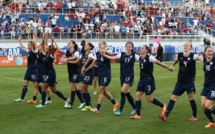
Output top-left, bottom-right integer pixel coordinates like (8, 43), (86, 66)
(18, 36), (27, 52)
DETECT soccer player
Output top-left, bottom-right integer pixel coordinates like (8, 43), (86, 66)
(35, 37), (70, 108)
(56, 40), (85, 108)
(103, 41), (138, 116)
(200, 46), (215, 128)
(158, 42), (202, 121)
(27, 33), (52, 104)
(14, 34), (39, 102)
(130, 45), (173, 119)
(78, 42), (95, 111)
(90, 41), (119, 113)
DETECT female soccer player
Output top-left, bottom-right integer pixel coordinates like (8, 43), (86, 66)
(158, 42), (202, 121)
(77, 42), (95, 111)
(103, 41), (138, 116)
(56, 40), (85, 108)
(90, 41), (119, 113)
(27, 33), (52, 104)
(35, 37), (70, 108)
(200, 46), (215, 128)
(14, 33), (39, 103)
(130, 45), (173, 119)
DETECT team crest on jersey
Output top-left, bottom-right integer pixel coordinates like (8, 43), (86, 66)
(210, 62), (213, 65)
(187, 57), (190, 60)
(144, 59), (146, 62)
(130, 55), (132, 58)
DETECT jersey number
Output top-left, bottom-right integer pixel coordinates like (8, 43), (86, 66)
(141, 63), (144, 69)
(125, 58), (130, 63)
(183, 61), (187, 67)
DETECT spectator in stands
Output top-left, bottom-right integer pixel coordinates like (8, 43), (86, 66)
(60, 25), (65, 38)
(53, 25), (59, 37)
(38, 1), (44, 13)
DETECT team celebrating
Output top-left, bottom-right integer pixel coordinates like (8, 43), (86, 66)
(14, 33), (215, 128)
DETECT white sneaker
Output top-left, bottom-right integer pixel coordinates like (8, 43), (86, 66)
(65, 104), (72, 109)
(93, 91), (97, 95)
(45, 100), (52, 104)
(78, 103), (85, 108)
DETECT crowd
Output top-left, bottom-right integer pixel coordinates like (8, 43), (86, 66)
(0, 0), (215, 39)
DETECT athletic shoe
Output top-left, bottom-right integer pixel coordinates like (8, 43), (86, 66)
(64, 99), (71, 108)
(65, 104), (72, 109)
(78, 103), (85, 108)
(205, 122), (215, 128)
(130, 114), (141, 119)
(158, 115), (167, 121)
(188, 117), (198, 122)
(113, 102), (119, 112)
(91, 108), (99, 113)
(81, 106), (91, 111)
(161, 104), (166, 115)
(35, 104), (45, 108)
(93, 91), (97, 95)
(27, 100), (37, 104)
(130, 109), (136, 115)
(14, 98), (24, 102)
(45, 100), (52, 104)
(114, 110), (122, 116)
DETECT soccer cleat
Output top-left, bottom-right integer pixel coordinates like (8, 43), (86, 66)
(64, 100), (71, 108)
(27, 100), (37, 104)
(114, 110), (122, 116)
(45, 100), (52, 104)
(78, 103), (85, 108)
(130, 114), (141, 119)
(93, 91), (97, 95)
(158, 115), (167, 121)
(205, 122), (215, 128)
(35, 104), (45, 108)
(14, 98), (24, 102)
(130, 109), (136, 115)
(81, 106), (91, 111)
(65, 104), (72, 109)
(161, 104), (166, 115)
(188, 117), (198, 122)
(113, 102), (119, 112)
(91, 108), (99, 113)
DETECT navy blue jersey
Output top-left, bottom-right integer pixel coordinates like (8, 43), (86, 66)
(203, 58), (215, 86)
(43, 54), (55, 72)
(37, 52), (45, 67)
(81, 52), (94, 73)
(65, 50), (80, 74)
(119, 52), (136, 77)
(177, 53), (196, 83)
(96, 52), (111, 75)
(27, 49), (38, 69)
(139, 55), (154, 79)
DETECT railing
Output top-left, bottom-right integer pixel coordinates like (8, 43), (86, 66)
(0, 31), (208, 43)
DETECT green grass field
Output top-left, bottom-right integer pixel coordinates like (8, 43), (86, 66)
(0, 62), (214, 134)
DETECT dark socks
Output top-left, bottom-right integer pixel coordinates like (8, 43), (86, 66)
(47, 96), (51, 101)
(126, 93), (136, 109)
(204, 109), (214, 123)
(152, 98), (164, 107)
(21, 86), (28, 99)
(119, 92), (126, 112)
(136, 100), (141, 116)
(70, 91), (76, 106)
(189, 100), (197, 117)
(111, 99), (116, 105)
(55, 91), (67, 101)
(165, 99), (175, 117)
(96, 104), (101, 111)
(38, 85), (42, 94)
(82, 92), (89, 106)
(33, 96), (37, 101)
(76, 90), (84, 103)
(210, 106), (215, 115)
(86, 92), (91, 106)
(41, 91), (46, 105)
